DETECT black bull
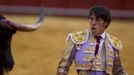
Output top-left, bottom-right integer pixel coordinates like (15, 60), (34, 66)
(0, 25), (16, 74)
(0, 6), (44, 75)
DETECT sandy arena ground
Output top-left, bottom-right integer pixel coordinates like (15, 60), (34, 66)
(3, 14), (134, 75)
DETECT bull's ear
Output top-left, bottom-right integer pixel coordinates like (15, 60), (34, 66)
(0, 6), (45, 31)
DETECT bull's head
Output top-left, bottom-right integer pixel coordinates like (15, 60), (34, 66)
(0, 6), (45, 74)
(0, 6), (45, 31)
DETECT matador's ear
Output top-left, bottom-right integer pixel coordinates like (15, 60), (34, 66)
(104, 22), (108, 28)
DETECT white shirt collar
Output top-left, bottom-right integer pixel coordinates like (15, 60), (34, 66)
(100, 31), (106, 40)
(89, 29), (107, 40)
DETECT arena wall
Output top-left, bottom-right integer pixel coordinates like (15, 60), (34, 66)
(0, 0), (134, 18)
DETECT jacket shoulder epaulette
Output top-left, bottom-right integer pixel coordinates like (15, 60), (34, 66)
(66, 29), (89, 46)
(107, 34), (122, 50)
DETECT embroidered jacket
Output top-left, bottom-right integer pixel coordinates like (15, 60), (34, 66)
(57, 29), (127, 75)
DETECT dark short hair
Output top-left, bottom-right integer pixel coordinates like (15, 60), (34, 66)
(89, 5), (111, 28)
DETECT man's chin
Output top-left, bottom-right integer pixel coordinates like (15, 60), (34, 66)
(91, 30), (96, 35)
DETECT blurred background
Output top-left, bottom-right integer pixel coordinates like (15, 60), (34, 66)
(0, 0), (134, 75)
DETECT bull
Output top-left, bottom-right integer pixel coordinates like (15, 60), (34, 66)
(0, 7), (45, 75)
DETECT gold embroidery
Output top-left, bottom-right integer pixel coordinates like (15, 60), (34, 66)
(83, 54), (94, 61)
(95, 59), (102, 64)
(106, 50), (114, 57)
(107, 56), (113, 65)
(75, 63), (93, 70)
(79, 70), (89, 75)
(109, 34), (122, 50)
(90, 36), (95, 43)
(59, 60), (67, 67)
(96, 54), (102, 60)
(71, 29), (88, 44)
(106, 64), (113, 74)
(84, 47), (94, 54)
(105, 37), (114, 74)
(113, 39), (119, 47)
(114, 50), (119, 57)
(67, 38), (74, 48)
(84, 48), (90, 53)
(77, 44), (82, 49)
(94, 63), (103, 70)
(90, 47), (95, 53)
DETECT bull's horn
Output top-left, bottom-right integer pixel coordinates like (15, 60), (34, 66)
(0, 6), (45, 31)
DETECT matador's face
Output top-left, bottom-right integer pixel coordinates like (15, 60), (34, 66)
(89, 14), (106, 36)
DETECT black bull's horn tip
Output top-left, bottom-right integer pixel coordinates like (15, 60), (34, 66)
(0, 6), (45, 31)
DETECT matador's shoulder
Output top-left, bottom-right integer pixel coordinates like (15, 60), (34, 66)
(107, 33), (122, 50)
(66, 29), (89, 46)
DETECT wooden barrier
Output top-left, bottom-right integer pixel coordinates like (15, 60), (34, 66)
(0, 0), (134, 18)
